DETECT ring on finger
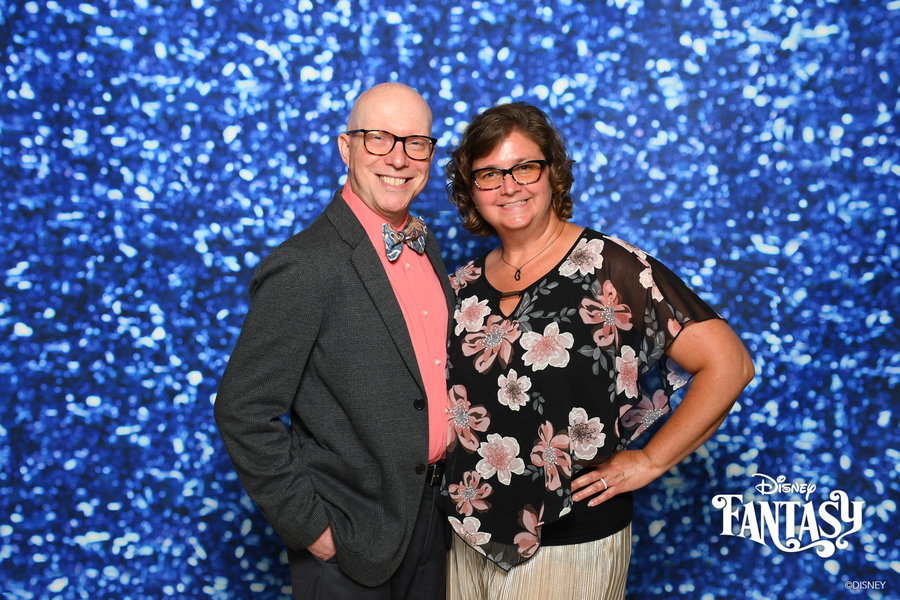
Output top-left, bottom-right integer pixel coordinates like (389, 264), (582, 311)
(599, 477), (608, 491)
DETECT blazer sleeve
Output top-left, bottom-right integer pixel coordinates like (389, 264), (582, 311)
(214, 245), (330, 551)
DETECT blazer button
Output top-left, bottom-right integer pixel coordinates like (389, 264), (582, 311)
(415, 463), (426, 475)
(413, 399), (425, 410)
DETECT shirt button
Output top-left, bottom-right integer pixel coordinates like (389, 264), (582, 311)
(415, 463), (426, 475)
(434, 359), (442, 366)
(413, 399), (425, 410)
(422, 310), (428, 316)
(404, 263), (411, 269)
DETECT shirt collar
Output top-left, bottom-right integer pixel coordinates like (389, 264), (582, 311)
(341, 185), (410, 239)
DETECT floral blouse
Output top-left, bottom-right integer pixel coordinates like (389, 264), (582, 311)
(441, 229), (720, 570)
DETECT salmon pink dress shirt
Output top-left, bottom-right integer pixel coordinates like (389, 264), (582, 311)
(343, 186), (449, 463)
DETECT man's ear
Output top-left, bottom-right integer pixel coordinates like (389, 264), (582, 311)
(337, 133), (351, 166)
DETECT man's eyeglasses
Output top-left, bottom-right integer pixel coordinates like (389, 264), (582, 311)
(346, 129), (437, 161)
(470, 160), (549, 190)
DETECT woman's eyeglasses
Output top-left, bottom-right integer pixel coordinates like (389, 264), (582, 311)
(470, 160), (549, 190)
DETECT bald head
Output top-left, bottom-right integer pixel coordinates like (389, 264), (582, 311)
(346, 82), (433, 134)
(337, 83), (434, 226)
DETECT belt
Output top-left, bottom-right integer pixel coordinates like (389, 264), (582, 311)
(424, 461), (445, 486)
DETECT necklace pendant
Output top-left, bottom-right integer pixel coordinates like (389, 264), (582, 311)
(514, 269), (521, 281)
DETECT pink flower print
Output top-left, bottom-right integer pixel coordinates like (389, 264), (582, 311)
(449, 516), (492, 555)
(497, 369), (532, 411)
(615, 346), (639, 399)
(476, 433), (526, 485)
(621, 390), (670, 439)
(665, 357), (690, 390)
(558, 238), (605, 277)
(513, 504), (544, 559)
(446, 385), (490, 452)
(530, 421), (572, 491)
(449, 261), (482, 291)
(454, 296), (491, 336)
(579, 280), (633, 348)
(667, 318), (682, 338)
(568, 407), (606, 460)
(520, 322), (574, 371)
(607, 235), (647, 260)
(448, 470), (493, 516)
(639, 267), (663, 302)
(462, 315), (521, 373)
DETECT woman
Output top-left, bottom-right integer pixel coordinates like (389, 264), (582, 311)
(441, 103), (754, 600)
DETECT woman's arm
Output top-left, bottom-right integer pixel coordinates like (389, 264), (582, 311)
(571, 318), (755, 505)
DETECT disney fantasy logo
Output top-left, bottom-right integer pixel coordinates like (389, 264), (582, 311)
(711, 473), (864, 557)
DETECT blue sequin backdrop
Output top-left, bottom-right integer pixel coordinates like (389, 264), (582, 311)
(1, 0), (897, 598)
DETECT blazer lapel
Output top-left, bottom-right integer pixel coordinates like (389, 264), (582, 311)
(325, 193), (426, 394)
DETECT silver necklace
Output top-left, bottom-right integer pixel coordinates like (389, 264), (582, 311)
(499, 221), (565, 281)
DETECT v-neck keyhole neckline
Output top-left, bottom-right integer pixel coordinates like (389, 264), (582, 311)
(481, 230), (587, 318)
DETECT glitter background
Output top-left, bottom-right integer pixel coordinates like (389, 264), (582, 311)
(2, 0), (897, 598)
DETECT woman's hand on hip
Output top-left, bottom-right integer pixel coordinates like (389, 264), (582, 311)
(570, 449), (665, 507)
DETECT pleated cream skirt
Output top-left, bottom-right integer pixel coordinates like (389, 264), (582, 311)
(446, 523), (632, 600)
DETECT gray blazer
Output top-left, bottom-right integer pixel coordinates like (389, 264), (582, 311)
(214, 190), (455, 586)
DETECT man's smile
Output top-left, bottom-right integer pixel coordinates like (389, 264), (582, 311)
(379, 175), (412, 186)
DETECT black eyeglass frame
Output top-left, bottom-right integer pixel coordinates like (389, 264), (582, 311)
(345, 129), (438, 161)
(470, 159), (550, 190)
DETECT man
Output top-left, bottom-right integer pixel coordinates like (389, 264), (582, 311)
(215, 82), (453, 599)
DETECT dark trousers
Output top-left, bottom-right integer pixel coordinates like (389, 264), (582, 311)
(289, 483), (448, 599)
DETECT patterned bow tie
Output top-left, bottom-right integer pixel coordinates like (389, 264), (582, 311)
(382, 216), (427, 261)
